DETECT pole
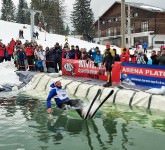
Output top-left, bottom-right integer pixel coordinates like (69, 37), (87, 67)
(31, 10), (35, 41)
(98, 17), (100, 44)
(127, 3), (131, 48)
(121, 0), (126, 48)
(23, 8), (42, 41)
(44, 22), (47, 41)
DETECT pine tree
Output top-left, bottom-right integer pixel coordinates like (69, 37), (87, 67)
(16, 0), (30, 24)
(1, 0), (16, 22)
(31, 0), (66, 34)
(71, 0), (94, 36)
(65, 25), (70, 35)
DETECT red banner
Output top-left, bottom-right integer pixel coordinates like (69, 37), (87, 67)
(62, 58), (107, 80)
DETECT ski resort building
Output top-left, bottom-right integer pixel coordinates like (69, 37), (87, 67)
(93, 1), (165, 48)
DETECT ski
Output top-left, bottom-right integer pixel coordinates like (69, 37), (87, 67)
(83, 89), (102, 120)
(88, 90), (114, 119)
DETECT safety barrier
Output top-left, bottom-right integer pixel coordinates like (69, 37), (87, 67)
(20, 74), (165, 113)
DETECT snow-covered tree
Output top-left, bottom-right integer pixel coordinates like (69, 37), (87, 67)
(16, 0), (30, 24)
(31, 0), (66, 34)
(71, 0), (94, 36)
(1, 0), (16, 22)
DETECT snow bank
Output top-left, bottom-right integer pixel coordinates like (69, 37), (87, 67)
(0, 61), (22, 86)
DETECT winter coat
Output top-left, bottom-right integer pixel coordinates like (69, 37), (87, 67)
(94, 54), (103, 63)
(0, 46), (5, 57)
(25, 47), (34, 56)
(6, 46), (13, 55)
(120, 53), (130, 62)
(46, 83), (70, 108)
(102, 49), (114, 71)
(151, 55), (159, 65)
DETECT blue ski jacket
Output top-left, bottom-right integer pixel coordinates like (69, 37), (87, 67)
(46, 83), (70, 108)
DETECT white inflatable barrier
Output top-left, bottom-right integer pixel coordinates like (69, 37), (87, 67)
(20, 74), (165, 112)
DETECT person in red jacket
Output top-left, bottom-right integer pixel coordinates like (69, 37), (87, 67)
(25, 45), (34, 71)
(10, 38), (15, 51)
(0, 43), (5, 63)
(120, 48), (130, 62)
(6, 43), (13, 61)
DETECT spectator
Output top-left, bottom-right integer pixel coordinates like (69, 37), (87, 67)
(136, 52), (146, 64)
(63, 47), (70, 59)
(75, 45), (81, 59)
(157, 51), (161, 57)
(53, 42), (62, 73)
(17, 45), (26, 70)
(25, 44), (34, 71)
(80, 48), (90, 60)
(130, 50), (138, 63)
(69, 45), (76, 59)
(36, 56), (43, 72)
(102, 42), (114, 87)
(35, 32), (39, 39)
(151, 50), (159, 65)
(94, 50), (102, 67)
(120, 48), (130, 62)
(45, 47), (51, 70)
(0, 43), (5, 63)
(89, 47), (97, 61)
(33, 32), (36, 38)
(158, 49), (165, 65)
(38, 45), (47, 72)
(113, 49), (120, 62)
(143, 42), (148, 53)
(10, 38), (15, 53)
(143, 53), (148, 64)
(6, 43), (13, 61)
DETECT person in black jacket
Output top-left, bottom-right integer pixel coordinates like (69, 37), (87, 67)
(102, 48), (114, 87)
(151, 50), (159, 65)
(54, 42), (62, 73)
(113, 49), (120, 62)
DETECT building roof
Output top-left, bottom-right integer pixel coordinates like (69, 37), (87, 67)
(95, 1), (165, 23)
(125, 2), (165, 12)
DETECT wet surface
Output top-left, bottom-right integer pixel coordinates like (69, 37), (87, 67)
(0, 96), (165, 150)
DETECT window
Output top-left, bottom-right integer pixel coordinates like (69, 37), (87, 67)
(108, 19), (111, 23)
(141, 21), (148, 32)
(155, 41), (164, 44)
(114, 27), (117, 35)
(108, 28), (111, 36)
(133, 13), (138, 17)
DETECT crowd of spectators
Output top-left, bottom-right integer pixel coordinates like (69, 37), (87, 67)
(0, 38), (165, 75)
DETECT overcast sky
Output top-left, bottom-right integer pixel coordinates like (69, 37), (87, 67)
(1, 0), (165, 28)
(1, 0), (165, 17)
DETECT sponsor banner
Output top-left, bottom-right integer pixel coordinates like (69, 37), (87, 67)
(121, 63), (165, 88)
(62, 58), (107, 80)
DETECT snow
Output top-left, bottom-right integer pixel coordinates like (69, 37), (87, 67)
(140, 5), (163, 12)
(0, 20), (109, 53)
(0, 60), (21, 86)
(0, 20), (164, 95)
(0, 20), (120, 90)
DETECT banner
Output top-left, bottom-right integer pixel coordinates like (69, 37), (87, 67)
(62, 58), (107, 80)
(121, 63), (165, 88)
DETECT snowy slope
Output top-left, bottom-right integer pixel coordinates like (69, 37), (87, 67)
(0, 20), (120, 53)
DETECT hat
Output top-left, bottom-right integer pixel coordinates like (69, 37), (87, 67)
(54, 81), (61, 87)
(71, 45), (74, 47)
(106, 42), (110, 46)
(55, 42), (59, 46)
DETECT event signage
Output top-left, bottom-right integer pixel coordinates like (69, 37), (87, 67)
(62, 58), (107, 79)
(62, 59), (165, 88)
(121, 63), (165, 88)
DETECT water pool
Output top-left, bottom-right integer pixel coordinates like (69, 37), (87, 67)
(0, 96), (165, 150)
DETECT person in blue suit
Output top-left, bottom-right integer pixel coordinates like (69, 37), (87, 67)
(46, 81), (83, 115)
